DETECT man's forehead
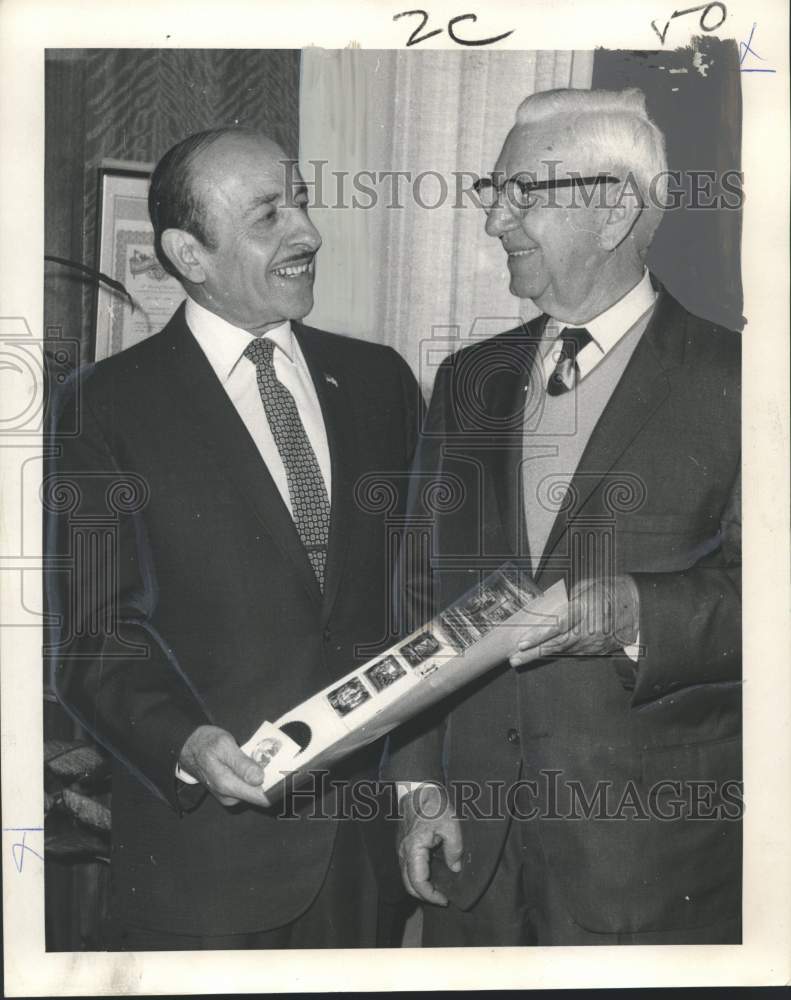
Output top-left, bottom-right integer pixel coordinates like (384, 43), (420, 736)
(495, 120), (578, 177)
(192, 133), (296, 197)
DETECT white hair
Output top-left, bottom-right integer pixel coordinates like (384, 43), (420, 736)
(515, 88), (668, 250)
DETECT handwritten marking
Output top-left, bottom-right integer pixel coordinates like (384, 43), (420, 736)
(739, 23), (776, 72)
(3, 827), (45, 873)
(394, 9), (514, 48)
(651, 2), (726, 45)
(393, 9), (442, 47)
(447, 13), (514, 47)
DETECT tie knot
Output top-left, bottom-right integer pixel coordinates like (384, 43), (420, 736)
(244, 337), (276, 367)
(546, 326), (594, 396)
(558, 326), (593, 356)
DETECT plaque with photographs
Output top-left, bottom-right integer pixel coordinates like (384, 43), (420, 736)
(241, 565), (567, 798)
(364, 655), (406, 692)
(327, 677), (371, 715)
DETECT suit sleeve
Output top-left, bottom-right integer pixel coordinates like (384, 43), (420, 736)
(630, 464), (741, 705)
(382, 358), (454, 786)
(389, 344), (425, 467)
(46, 374), (212, 810)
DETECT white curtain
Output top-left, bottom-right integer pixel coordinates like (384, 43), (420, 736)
(300, 49), (593, 395)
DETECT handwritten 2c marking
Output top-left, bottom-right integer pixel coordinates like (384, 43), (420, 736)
(651, 2), (726, 45)
(394, 9), (515, 47)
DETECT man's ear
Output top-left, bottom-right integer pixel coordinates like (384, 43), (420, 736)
(598, 196), (643, 252)
(160, 229), (208, 284)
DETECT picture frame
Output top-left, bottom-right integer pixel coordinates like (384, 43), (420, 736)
(93, 161), (186, 360)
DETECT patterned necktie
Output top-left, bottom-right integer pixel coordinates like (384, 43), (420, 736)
(546, 327), (594, 396)
(244, 337), (330, 590)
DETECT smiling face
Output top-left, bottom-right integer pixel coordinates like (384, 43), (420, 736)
(185, 132), (322, 333)
(486, 122), (612, 321)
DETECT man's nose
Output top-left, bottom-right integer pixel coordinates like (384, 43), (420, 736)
(289, 211), (322, 253)
(485, 204), (519, 239)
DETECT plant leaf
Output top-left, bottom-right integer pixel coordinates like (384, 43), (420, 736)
(44, 254), (135, 311)
(61, 788), (112, 832)
(45, 811), (110, 860)
(45, 739), (108, 781)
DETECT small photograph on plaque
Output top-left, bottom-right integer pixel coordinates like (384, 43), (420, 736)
(399, 631), (442, 668)
(364, 655), (407, 692)
(327, 677), (371, 716)
(440, 571), (528, 651)
(249, 737), (282, 767)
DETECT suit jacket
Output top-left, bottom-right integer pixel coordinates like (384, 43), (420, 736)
(46, 304), (421, 935)
(387, 283), (741, 937)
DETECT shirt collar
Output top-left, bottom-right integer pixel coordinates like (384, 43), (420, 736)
(547, 269), (656, 352)
(543, 269), (656, 380)
(184, 297), (295, 384)
(582, 268), (656, 354)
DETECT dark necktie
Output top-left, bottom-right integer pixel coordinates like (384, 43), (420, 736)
(546, 326), (594, 396)
(244, 337), (330, 590)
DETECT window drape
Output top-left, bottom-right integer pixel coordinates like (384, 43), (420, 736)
(300, 49), (593, 394)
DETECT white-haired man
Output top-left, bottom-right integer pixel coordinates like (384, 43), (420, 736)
(388, 88), (741, 945)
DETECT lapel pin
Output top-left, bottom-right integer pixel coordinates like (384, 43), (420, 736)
(324, 373), (339, 388)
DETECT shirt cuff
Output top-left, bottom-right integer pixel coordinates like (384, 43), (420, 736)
(175, 762), (199, 785)
(623, 630), (641, 663)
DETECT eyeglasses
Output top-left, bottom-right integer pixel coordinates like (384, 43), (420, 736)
(472, 173), (621, 212)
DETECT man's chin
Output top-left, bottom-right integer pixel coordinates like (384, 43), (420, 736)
(279, 288), (315, 321)
(509, 276), (541, 301)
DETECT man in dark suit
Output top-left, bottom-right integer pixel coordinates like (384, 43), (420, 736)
(389, 87), (741, 945)
(47, 127), (421, 949)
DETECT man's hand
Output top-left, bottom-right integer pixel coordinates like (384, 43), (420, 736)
(178, 725), (271, 808)
(398, 783), (463, 907)
(510, 575), (640, 667)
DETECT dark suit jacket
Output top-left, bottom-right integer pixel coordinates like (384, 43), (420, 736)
(386, 284), (741, 937)
(46, 304), (421, 935)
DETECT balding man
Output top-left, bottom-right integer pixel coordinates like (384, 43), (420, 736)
(389, 88), (741, 945)
(48, 128), (421, 949)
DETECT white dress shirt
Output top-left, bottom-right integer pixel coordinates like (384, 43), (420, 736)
(540, 268), (657, 385)
(185, 296), (332, 511)
(176, 297), (331, 785)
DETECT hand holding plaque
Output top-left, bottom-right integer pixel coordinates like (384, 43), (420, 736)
(240, 565), (568, 799)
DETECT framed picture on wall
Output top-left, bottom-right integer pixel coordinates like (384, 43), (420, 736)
(94, 162), (186, 361)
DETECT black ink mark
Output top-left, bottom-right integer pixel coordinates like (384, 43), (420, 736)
(447, 13), (515, 46)
(394, 9), (514, 47)
(651, 18), (672, 43)
(393, 9), (443, 47)
(651, 2), (726, 45)
(739, 22), (776, 72)
(697, 1), (727, 30)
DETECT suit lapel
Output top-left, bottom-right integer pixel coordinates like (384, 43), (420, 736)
(158, 307), (323, 607)
(536, 287), (683, 580)
(486, 315), (547, 565)
(292, 322), (356, 625)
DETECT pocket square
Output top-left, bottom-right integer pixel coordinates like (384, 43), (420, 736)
(324, 373), (339, 388)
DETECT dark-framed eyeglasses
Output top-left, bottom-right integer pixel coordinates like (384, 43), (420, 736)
(472, 173), (621, 212)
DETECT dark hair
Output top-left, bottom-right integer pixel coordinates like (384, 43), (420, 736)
(148, 126), (255, 279)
